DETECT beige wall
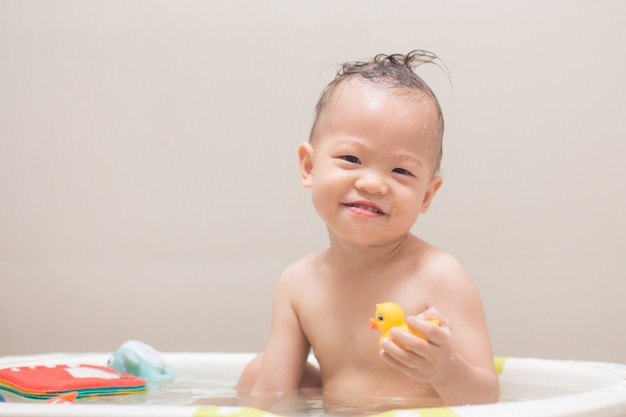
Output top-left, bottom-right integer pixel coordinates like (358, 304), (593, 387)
(0, 1), (624, 364)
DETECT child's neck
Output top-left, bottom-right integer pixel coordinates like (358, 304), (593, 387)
(326, 233), (415, 273)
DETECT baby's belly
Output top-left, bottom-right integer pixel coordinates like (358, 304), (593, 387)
(322, 390), (443, 413)
(320, 371), (442, 411)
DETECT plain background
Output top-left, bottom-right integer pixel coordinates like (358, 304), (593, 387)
(1, 1), (624, 364)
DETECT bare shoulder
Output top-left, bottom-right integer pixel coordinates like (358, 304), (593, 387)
(419, 242), (492, 335)
(274, 250), (327, 298)
(410, 240), (489, 325)
(280, 251), (325, 281)
(416, 241), (477, 294)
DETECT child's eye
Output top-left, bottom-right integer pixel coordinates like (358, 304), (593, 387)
(392, 168), (413, 176)
(340, 155), (361, 164)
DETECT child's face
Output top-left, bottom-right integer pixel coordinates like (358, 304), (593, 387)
(299, 79), (443, 248)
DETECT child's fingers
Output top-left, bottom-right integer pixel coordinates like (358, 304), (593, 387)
(380, 337), (423, 367)
(379, 307), (456, 382)
(379, 338), (434, 381)
(405, 316), (445, 347)
(416, 306), (448, 327)
(388, 327), (431, 354)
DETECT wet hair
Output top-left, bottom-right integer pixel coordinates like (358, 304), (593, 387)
(310, 50), (447, 174)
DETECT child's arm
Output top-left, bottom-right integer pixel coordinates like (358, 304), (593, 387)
(379, 258), (499, 405)
(248, 273), (311, 405)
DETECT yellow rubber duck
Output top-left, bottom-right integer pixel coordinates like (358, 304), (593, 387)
(369, 302), (440, 349)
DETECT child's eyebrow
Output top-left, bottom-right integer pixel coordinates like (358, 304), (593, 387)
(332, 139), (374, 153)
(395, 153), (424, 167)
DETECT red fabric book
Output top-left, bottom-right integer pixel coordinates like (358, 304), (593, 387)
(0, 364), (146, 399)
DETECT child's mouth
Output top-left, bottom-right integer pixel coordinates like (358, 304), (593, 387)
(345, 202), (386, 215)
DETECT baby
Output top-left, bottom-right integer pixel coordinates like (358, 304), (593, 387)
(238, 51), (499, 410)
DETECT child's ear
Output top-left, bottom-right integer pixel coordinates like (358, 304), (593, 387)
(298, 142), (314, 188)
(420, 176), (443, 213)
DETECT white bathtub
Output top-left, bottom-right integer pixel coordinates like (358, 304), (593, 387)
(0, 352), (625, 417)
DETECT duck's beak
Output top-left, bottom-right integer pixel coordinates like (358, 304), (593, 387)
(369, 317), (378, 330)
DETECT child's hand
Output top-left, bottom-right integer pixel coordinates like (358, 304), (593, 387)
(378, 307), (455, 383)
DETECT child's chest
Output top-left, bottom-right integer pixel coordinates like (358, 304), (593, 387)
(295, 273), (431, 364)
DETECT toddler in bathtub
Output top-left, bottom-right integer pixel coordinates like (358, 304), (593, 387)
(237, 50), (499, 410)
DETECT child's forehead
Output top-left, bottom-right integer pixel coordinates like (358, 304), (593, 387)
(319, 79), (440, 133)
(326, 78), (436, 117)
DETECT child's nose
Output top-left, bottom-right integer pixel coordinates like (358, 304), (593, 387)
(355, 172), (389, 195)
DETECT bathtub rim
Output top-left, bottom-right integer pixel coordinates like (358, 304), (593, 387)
(0, 352), (625, 417)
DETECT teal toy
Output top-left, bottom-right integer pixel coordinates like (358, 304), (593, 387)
(107, 340), (176, 385)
